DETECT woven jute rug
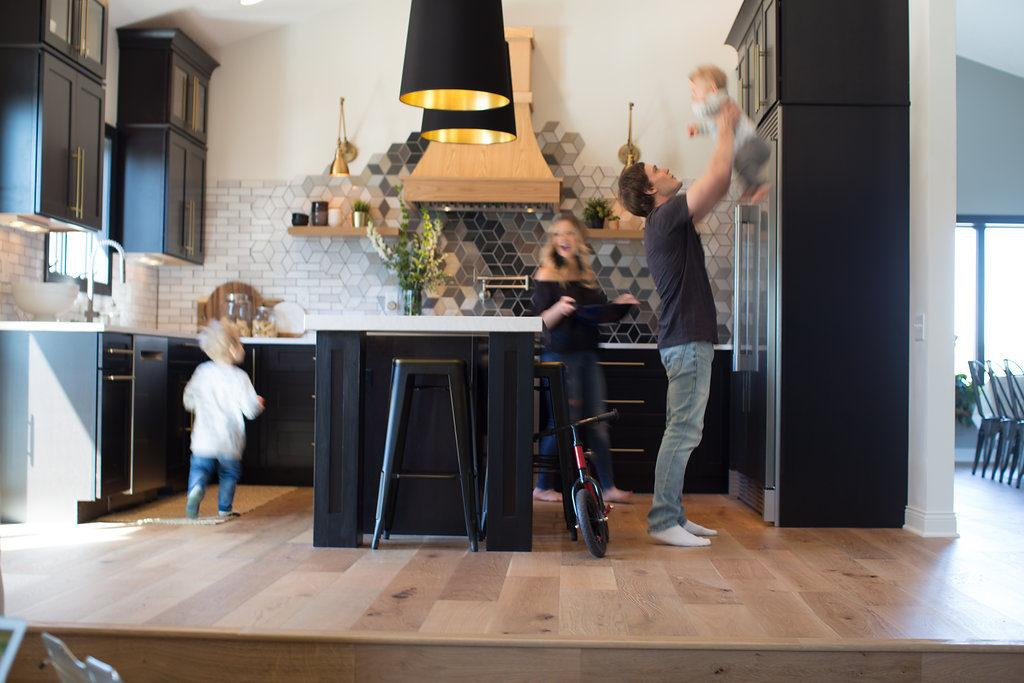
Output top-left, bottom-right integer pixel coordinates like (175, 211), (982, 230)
(96, 485), (297, 525)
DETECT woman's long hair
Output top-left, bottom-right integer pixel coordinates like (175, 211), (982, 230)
(538, 212), (598, 287)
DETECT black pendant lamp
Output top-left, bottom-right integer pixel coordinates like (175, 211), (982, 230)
(420, 41), (516, 144)
(400, 0), (511, 111)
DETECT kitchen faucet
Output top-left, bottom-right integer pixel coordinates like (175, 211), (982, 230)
(85, 237), (127, 323)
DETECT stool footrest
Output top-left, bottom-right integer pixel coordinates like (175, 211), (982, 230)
(391, 471), (460, 480)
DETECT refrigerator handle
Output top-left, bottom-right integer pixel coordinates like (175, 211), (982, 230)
(732, 204), (743, 372)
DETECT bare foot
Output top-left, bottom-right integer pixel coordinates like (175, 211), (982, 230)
(603, 487), (634, 504)
(533, 487), (562, 503)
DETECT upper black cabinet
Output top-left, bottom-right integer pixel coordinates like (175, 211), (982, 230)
(0, 48), (104, 231)
(117, 29), (218, 145)
(120, 128), (206, 264)
(117, 28), (215, 264)
(0, 0), (108, 79)
(727, 0), (908, 122)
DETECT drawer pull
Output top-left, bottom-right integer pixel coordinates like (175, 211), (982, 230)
(103, 374), (134, 382)
(610, 448), (645, 454)
(598, 361), (645, 367)
(106, 348), (133, 355)
(606, 399), (645, 405)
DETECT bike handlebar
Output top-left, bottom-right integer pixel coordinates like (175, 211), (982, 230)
(533, 409), (619, 441)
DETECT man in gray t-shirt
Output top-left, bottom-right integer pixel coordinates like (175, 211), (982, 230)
(617, 100), (739, 548)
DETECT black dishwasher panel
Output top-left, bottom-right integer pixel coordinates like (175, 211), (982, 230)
(98, 334), (134, 498)
(132, 335), (168, 493)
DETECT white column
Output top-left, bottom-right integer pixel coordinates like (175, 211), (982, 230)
(905, 0), (958, 537)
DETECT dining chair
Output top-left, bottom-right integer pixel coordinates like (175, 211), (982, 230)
(1003, 359), (1024, 488)
(968, 360), (1007, 477)
(985, 361), (1021, 482)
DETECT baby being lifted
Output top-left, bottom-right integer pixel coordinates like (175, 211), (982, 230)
(687, 64), (771, 203)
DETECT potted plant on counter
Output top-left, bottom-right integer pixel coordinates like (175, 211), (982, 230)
(583, 197), (617, 229)
(367, 191), (446, 315)
(352, 199), (371, 229)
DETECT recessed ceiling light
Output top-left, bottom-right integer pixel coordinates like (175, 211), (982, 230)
(240, 0), (264, 6)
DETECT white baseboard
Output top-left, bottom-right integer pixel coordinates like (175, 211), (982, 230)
(903, 505), (959, 538)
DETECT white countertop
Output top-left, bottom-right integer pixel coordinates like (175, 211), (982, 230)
(600, 342), (733, 351)
(307, 314), (543, 334)
(0, 321), (315, 345)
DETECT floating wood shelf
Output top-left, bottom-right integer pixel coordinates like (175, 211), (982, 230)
(287, 225), (398, 238)
(585, 228), (645, 241)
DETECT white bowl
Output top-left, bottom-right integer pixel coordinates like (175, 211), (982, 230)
(12, 280), (79, 321)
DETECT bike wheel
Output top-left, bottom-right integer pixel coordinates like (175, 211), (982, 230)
(574, 487), (608, 558)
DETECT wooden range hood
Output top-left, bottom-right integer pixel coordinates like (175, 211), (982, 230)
(403, 27), (561, 210)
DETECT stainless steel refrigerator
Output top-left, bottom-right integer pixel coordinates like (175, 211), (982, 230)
(730, 108), (780, 524)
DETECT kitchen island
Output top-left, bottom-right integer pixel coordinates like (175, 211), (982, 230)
(308, 315), (542, 551)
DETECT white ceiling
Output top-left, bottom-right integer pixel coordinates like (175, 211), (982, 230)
(110, 0), (343, 52)
(957, 0), (1024, 78)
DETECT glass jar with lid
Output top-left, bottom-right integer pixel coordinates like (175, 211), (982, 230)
(225, 292), (253, 337)
(253, 305), (277, 338)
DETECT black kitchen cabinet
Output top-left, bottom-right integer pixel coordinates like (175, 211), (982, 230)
(728, 0), (908, 124)
(117, 28), (215, 265)
(726, 1), (909, 528)
(241, 344), (317, 486)
(166, 339), (205, 491)
(119, 128), (206, 263)
(598, 348), (730, 494)
(0, 0), (108, 79)
(0, 48), (104, 231)
(117, 29), (218, 145)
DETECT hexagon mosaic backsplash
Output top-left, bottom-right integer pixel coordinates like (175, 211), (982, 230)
(157, 123), (737, 344)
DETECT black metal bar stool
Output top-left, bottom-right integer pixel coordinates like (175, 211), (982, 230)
(371, 358), (479, 551)
(534, 361), (579, 539)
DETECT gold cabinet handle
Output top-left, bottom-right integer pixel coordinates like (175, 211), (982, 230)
(598, 361), (645, 367)
(605, 399), (645, 405)
(78, 147), (85, 218)
(759, 48), (768, 106)
(192, 77), (199, 132)
(78, 0), (86, 55)
(610, 448), (645, 454)
(69, 147), (81, 217)
(106, 348), (133, 355)
(103, 374), (134, 382)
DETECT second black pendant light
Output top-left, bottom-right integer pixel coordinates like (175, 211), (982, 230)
(420, 40), (517, 145)
(399, 0), (512, 112)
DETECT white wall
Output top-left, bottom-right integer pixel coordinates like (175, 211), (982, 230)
(957, 56), (1024, 216)
(906, 0), (958, 537)
(206, 0), (742, 183)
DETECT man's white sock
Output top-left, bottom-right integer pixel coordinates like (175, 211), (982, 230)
(684, 520), (718, 537)
(650, 525), (711, 547)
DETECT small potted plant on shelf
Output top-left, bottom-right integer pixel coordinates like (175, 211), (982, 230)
(351, 199), (371, 229)
(367, 190), (447, 315)
(583, 197), (618, 229)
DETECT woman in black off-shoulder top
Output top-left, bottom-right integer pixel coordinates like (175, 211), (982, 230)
(531, 212), (638, 504)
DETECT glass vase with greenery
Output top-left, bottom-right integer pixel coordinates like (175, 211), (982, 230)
(367, 191), (446, 315)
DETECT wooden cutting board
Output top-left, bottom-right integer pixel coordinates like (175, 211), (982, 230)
(197, 281), (263, 329)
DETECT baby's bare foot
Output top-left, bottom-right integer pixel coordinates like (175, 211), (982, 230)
(532, 487), (562, 503)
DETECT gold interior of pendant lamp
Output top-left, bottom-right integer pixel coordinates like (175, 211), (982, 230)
(330, 97), (358, 176)
(400, 89), (510, 112)
(421, 127), (516, 145)
(617, 101), (641, 166)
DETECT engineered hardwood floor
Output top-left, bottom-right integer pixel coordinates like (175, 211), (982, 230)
(3, 466), (1023, 645)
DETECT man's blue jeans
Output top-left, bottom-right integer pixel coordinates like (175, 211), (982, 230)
(188, 455), (243, 513)
(648, 342), (714, 533)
